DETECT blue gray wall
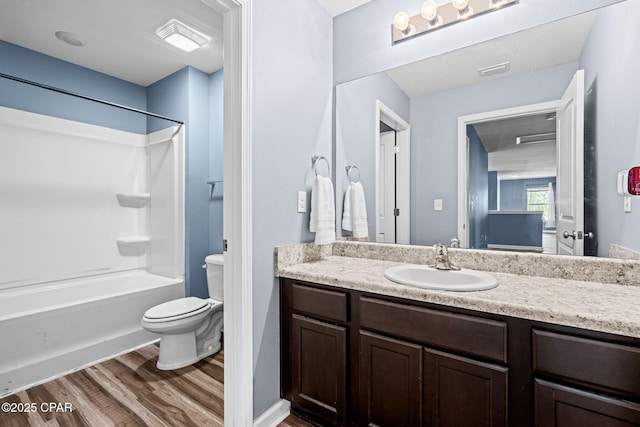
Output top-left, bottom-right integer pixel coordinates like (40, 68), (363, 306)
(500, 178), (556, 212)
(409, 63), (577, 246)
(579, 0), (640, 255)
(148, 67), (223, 298)
(252, 0), (334, 417)
(467, 125), (488, 249)
(0, 41), (224, 298)
(208, 71), (224, 256)
(0, 41), (146, 133)
(335, 72), (410, 238)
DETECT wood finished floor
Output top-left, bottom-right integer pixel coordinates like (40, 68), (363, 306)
(0, 344), (313, 427)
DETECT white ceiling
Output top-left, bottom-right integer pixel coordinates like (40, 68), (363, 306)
(474, 114), (558, 179)
(0, 0), (224, 87)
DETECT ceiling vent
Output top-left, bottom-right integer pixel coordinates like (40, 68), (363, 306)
(478, 61), (510, 77)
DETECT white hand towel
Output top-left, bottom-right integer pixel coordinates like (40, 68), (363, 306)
(310, 175), (336, 244)
(342, 182), (368, 239)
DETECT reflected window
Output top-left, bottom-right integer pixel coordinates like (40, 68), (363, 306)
(526, 187), (549, 220)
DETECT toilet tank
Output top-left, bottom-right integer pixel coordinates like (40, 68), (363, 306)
(205, 254), (224, 301)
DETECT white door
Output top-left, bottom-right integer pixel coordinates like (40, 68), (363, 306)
(556, 69), (585, 256)
(377, 131), (396, 243)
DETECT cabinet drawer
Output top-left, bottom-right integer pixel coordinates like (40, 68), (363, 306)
(533, 329), (640, 396)
(291, 283), (348, 323)
(360, 297), (507, 363)
(534, 379), (640, 426)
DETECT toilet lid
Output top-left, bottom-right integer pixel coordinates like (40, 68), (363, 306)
(144, 297), (210, 320)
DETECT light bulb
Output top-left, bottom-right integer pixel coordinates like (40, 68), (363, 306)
(393, 11), (410, 32)
(421, 1), (439, 21)
(451, 0), (470, 10)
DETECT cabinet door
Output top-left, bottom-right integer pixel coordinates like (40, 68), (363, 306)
(291, 314), (347, 426)
(535, 379), (640, 427)
(424, 348), (508, 427)
(359, 331), (423, 427)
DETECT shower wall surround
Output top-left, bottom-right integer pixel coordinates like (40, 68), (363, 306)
(0, 41), (224, 297)
(0, 107), (184, 289)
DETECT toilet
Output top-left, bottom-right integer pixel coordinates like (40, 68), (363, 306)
(141, 254), (223, 370)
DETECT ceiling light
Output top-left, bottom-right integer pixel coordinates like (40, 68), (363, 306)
(516, 132), (556, 145)
(156, 19), (210, 52)
(55, 31), (87, 47)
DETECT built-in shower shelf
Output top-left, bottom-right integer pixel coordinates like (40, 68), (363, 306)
(116, 236), (151, 247)
(116, 192), (150, 208)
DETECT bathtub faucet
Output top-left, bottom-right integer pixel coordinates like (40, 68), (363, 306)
(433, 244), (460, 271)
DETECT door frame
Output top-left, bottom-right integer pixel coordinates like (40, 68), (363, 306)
(457, 100), (560, 248)
(376, 100), (411, 244)
(204, 0), (254, 425)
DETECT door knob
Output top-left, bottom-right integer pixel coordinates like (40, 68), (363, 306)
(563, 230), (593, 240)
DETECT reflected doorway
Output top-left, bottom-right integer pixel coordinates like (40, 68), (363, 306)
(375, 100), (411, 244)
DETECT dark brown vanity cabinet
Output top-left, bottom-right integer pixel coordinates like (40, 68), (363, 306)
(358, 296), (508, 427)
(532, 329), (640, 426)
(282, 281), (350, 426)
(280, 278), (640, 426)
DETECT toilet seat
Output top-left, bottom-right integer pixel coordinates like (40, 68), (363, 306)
(143, 297), (211, 323)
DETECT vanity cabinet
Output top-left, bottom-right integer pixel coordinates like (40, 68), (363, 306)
(532, 329), (640, 426)
(280, 278), (640, 426)
(359, 331), (423, 426)
(358, 296), (508, 427)
(282, 281), (350, 426)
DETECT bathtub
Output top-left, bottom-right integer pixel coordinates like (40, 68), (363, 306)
(0, 270), (184, 397)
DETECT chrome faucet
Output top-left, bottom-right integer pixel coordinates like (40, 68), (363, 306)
(433, 244), (460, 271)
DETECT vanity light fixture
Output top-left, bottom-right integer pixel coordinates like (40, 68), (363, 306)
(156, 19), (210, 52)
(421, 1), (443, 28)
(392, 0), (518, 44)
(452, 0), (473, 19)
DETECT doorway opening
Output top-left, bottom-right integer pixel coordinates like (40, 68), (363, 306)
(457, 100), (561, 253)
(375, 101), (411, 244)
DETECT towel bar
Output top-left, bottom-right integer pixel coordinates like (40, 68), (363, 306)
(345, 165), (360, 183)
(312, 155), (331, 177)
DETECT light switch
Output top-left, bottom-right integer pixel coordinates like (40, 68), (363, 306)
(434, 199), (443, 211)
(297, 191), (307, 213)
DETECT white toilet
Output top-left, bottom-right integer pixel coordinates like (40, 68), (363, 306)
(141, 254), (224, 370)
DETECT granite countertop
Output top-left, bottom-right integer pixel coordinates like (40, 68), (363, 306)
(275, 242), (640, 339)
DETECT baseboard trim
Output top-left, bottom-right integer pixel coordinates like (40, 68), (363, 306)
(253, 399), (291, 427)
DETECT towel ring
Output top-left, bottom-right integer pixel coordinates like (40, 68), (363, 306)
(312, 155), (331, 177)
(345, 165), (360, 183)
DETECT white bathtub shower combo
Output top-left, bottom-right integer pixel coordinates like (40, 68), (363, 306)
(0, 107), (188, 397)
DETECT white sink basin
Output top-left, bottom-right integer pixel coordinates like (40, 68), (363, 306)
(384, 264), (497, 292)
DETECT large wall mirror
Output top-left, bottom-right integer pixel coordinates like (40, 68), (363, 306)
(335, 0), (640, 258)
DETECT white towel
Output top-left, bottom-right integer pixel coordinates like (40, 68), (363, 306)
(310, 175), (336, 244)
(342, 181), (369, 239)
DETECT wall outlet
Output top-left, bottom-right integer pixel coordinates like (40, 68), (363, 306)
(624, 196), (632, 213)
(297, 191), (307, 213)
(434, 199), (443, 211)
